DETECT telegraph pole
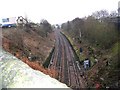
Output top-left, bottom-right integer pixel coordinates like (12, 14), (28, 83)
(79, 29), (82, 43)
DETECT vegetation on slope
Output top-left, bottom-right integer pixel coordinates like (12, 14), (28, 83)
(2, 19), (57, 78)
(61, 10), (119, 88)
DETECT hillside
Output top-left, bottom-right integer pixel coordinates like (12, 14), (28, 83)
(61, 14), (119, 88)
(2, 26), (57, 78)
(63, 31), (119, 88)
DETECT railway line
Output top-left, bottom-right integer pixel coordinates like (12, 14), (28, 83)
(61, 32), (81, 88)
(49, 30), (85, 89)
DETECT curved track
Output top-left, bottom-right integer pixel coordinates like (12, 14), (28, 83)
(49, 30), (85, 89)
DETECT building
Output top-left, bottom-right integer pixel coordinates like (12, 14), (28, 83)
(84, 58), (91, 70)
(1, 17), (17, 28)
(16, 16), (28, 26)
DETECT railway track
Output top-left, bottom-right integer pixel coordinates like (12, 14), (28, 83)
(48, 30), (85, 89)
(61, 33), (81, 88)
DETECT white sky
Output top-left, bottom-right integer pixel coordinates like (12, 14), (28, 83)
(0, 0), (119, 24)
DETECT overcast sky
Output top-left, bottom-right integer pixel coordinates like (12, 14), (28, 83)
(0, 0), (119, 24)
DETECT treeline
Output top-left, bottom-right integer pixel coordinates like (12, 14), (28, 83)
(25, 19), (53, 37)
(61, 10), (118, 49)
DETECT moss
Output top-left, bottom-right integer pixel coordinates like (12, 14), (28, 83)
(112, 42), (120, 55)
(90, 56), (96, 66)
(79, 53), (86, 61)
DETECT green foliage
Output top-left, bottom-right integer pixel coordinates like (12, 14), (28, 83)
(99, 54), (119, 87)
(62, 13), (118, 49)
(61, 10), (119, 87)
(84, 16), (117, 49)
(28, 20), (52, 37)
(79, 53), (86, 61)
(40, 19), (52, 37)
(112, 42), (120, 55)
(90, 56), (96, 66)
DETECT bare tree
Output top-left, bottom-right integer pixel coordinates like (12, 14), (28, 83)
(110, 11), (118, 17)
(92, 10), (109, 19)
(40, 19), (52, 37)
(92, 11), (101, 19)
(100, 10), (109, 18)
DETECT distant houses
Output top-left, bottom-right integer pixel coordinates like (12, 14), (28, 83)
(0, 16), (29, 28)
(1, 17), (17, 28)
(16, 16), (28, 26)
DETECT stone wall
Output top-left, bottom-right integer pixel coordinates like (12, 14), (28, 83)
(0, 49), (71, 89)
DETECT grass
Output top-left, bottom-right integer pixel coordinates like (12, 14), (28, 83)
(111, 42), (120, 55)
(62, 31), (119, 87)
(79, 53), (86, 61)
(90, 56), (96, 66)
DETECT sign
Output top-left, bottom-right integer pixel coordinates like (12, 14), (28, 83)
(84, 59), (90, 70)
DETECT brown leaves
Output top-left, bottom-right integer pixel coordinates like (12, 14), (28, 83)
(2, 38), (10, 52)
(21, 56), (58, 78)
(2, 29), (57, 79)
